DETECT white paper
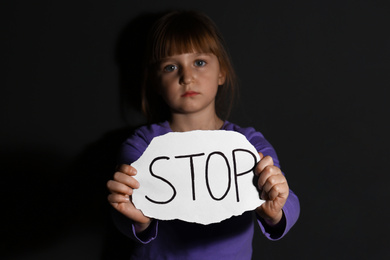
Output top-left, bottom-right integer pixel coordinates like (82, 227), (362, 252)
(131, 130), (264, 225)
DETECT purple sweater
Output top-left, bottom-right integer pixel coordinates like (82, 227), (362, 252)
(114, 121), (300, 259)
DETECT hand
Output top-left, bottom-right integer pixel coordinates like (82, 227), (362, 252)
(107, 164), (151, 233)
(255, 152), (289, 226)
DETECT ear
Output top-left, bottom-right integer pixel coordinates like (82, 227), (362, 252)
(218, 69), (226, 85)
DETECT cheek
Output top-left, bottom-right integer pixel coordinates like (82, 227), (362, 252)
(159, 73), (178, 86)
(205, 73), (222, 90)
(158, 79), (177, 101)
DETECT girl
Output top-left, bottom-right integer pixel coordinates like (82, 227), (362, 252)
(107, 10), (300, 259)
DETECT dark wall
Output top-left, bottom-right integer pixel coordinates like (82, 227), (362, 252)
(1, 0), (389, 259)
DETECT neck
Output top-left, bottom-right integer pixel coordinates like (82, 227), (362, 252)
(169, 110), (224, 132)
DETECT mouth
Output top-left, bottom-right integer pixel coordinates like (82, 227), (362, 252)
(181, 91), (199, 97)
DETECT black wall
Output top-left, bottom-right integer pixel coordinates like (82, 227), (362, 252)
(2, 0), (389, 259)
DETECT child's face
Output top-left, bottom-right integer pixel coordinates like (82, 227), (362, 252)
(157, 52), (226, 116)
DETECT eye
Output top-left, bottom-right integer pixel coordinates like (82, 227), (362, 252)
(163, 64), (177, 72)
(194, 60), (207, 67)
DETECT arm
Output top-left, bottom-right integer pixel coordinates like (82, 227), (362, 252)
(232, 124), (300, 240)
(107, 164), (160, 244)
(107, 164), (152, 233)
(106, 124), (171, 243)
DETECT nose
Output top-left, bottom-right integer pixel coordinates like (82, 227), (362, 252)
(179, 66), (194, 85)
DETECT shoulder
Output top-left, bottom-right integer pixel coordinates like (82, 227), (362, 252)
(222, 121), (267, 147)
(223, 121), (264, 139)
(223, 121), (280, 167)
(119, 121), (171, 164)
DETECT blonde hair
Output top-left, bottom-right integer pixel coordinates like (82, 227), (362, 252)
(142, 10), (237, 123)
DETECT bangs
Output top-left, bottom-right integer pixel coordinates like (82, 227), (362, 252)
(150, 14), (221, 64)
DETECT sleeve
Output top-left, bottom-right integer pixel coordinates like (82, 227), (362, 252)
(111, 126), (161, 244)
(241, 126), (300, 240)
(111, 208), (159, 244)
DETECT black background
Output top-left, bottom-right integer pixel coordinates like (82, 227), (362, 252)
(1, 0), (389, 259)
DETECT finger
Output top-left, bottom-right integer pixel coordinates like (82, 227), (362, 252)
(257, 165), (281, 189)
(117, 164), (137, 176)
(255, 155), (274, 176)
(113, 171), (140, 189)
(268, 187), (279, 201)
(261, 174), (286, 197)
(263, 182), (288, 201)
(108, 195), (151, 224)
(272, 183), (289, 201)
(107, 193), (130, 204)
(107, 180), (134, 195)
(258, 152), (264, 160)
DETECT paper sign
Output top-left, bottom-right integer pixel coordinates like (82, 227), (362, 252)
(131, 130), (264, 225)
